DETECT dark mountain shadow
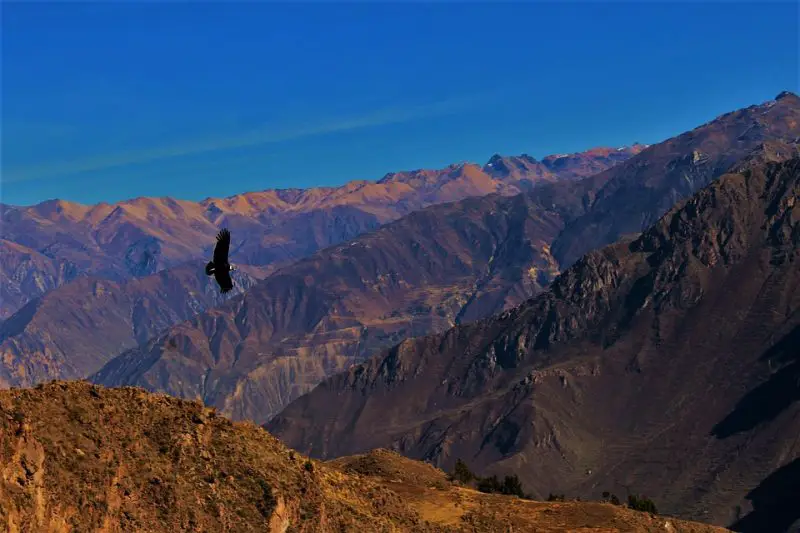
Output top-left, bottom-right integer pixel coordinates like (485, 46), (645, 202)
(712, 325), (800, 439)
(730, 457), (800, 533)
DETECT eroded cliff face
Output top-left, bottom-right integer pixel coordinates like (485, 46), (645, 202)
(268, 157), (800, 529)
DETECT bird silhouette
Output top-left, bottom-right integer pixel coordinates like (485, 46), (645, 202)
(205, 228), (235, 293)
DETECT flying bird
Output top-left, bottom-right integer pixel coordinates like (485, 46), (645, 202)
(206, 228), (236, 293)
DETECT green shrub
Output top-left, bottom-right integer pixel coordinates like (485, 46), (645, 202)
(500, 474), (525, 498)
(477, 474), (502, 494)
(450, 458), (476, 484)
(601, 491), (622, 505)
(628, 494), (658, 514)
(547, 493), (565, 502)
(476, 474), (526, 498)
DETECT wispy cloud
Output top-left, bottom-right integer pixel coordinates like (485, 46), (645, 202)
(2, 94), (487, 184)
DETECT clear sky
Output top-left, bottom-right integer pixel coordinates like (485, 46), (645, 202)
(2, 1), (798, 206)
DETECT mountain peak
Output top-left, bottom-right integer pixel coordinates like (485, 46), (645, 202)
(775, 90), (798, 101)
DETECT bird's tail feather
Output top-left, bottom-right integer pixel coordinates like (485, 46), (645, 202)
(205, 261), (215, 275)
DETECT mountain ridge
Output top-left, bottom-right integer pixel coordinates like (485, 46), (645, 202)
(0, 144), (643, 320)
(551, 91), (800, 268)
(88, 189), (582, 422)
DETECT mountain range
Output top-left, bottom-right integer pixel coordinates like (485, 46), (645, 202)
(268, 153), (800, 531)
(0, 265), (259, 388)
(0, 144), (646, 321)
(0, 146), (649, 392)
(83, 92), (800, 427)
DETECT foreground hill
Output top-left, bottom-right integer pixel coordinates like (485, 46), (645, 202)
(0, 145), (642, 319)
(82, 94), (800, 426)
(0, 381), (728, 532)
(268, 157), (800, 531)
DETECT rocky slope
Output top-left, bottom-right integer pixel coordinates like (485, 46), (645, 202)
(83, 94), (800, 427)
(0, 145), (641, 319)
(0, 265), (259, 388)
(90, 188), (586, 423)
(539, 143), (649, 181)
(0, 381), (729, 532)
(551, 90), (800, 268)
(0, 241), (80, 322)
(268, 157), (800, 531)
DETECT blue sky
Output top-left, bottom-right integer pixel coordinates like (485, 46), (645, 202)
(2, 1), (798, 206)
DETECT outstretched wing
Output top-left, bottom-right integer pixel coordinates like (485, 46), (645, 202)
(214, 228), (231, 265)
(214, 269), (234, 293)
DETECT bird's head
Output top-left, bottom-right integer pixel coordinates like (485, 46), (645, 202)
(229, 264), (237, 271)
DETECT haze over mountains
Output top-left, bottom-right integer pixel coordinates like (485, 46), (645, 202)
(83, 92), (800, 426)
(269, 153), (800, 530)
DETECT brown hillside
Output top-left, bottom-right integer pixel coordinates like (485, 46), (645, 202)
(0, 381), (729, 532)
(268, 157), (800, 531)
